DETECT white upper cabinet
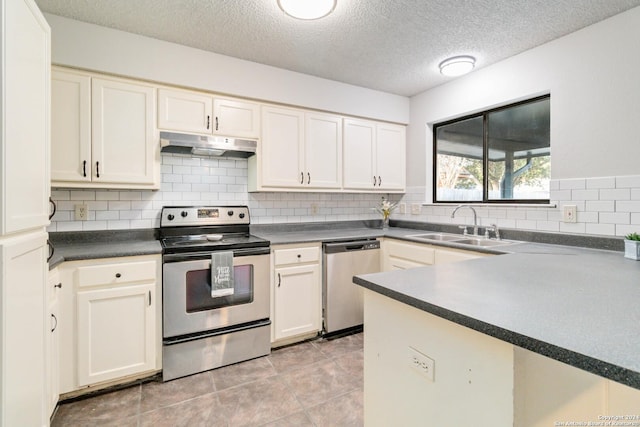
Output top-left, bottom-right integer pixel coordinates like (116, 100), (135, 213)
(0, 0), (50, 235)
(158, 88), (213, 134)
(259, 106), (304, 188)
(343, 118), (406, 192)
(51, 69), (91, 183)
(213, 97), (260, 139)
(250, 106), (342, 191)
(92, 78), (156, 186)
(51, 68), (159, 189)
(158, 88), (260, 139)
(305, 112), (342, 189)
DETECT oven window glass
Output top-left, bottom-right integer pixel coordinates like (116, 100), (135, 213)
(185, 265), (253, 312)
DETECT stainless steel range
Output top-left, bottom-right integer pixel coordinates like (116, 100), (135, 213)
(159, 206), (271, 381)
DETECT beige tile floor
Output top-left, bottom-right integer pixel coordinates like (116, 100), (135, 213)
(52, 333), (364, 427)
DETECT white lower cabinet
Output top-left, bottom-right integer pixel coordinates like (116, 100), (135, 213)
(47, 267), (61, 417)
(59, 255), (161, 395)
(0, 231), (48, 427)
(271, 244), (321, 344)
(381, 238), (489, 272)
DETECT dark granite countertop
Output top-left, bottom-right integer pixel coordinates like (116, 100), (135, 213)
(47, 220), (640, 391)
(48, 229), (162, 269)
(354, 242), (640, 390)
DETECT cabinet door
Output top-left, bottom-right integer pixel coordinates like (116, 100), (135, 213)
(46, 268), (61, 417)
(375, 123), (406, 191)
(158, 88), (213, 134)
(261, 106), (304, 188)
(51, 69), (92, 183)
(273, 264), (321, 340)
(213, 97), (260, 139)
(1, 0), (50, 235)
(92, 78), (156, 185)
(77, 283), (155, 386)
(305, 113), (342, 189)
(343, 118), (375, 190)
(435, 248), (486, 264)
(0, 231), (48, 427)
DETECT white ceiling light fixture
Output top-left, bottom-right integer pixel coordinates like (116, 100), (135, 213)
(439, 55), (476, 77)
(277, 0), (337, 20)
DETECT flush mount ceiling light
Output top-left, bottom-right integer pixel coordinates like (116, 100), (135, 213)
(277, 0), (337, 20)
(439, 55), (476, 77)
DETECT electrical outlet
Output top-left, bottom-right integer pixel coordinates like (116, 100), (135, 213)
(398, 203), (406, 214)
(562, 205), (577, 223)
(75, 204), (88, 221)
(411, 203), (421, 215)
(408, 346), (435, 381)
(310, 203), (319, 215)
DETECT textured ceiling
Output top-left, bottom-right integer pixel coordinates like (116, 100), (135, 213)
(35, 0), (640, 96)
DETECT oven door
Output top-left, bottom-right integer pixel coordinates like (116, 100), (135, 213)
(163, 248), (270, 338)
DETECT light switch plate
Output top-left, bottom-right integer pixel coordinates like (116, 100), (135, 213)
(398, 203), (406, 214)
(411, 203), (421, 215)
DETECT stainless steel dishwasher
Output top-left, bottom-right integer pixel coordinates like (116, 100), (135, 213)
(323, 239), (380, 336)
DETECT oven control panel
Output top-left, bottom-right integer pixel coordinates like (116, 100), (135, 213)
(161, 206), (250, 227)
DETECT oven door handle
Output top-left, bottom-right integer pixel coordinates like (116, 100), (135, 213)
(163, 247), (270, 263)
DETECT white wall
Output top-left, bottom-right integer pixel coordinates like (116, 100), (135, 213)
(408, 6), (640, 188)
(44, 14), (409, 124)
(398, 6), (640, 238)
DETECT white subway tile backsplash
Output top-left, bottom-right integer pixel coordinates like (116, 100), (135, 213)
(615, 201), (640, 212)
(49, 154), (640, 239)
(559, 179), (586, 190)
(599, 189), (630, 201)
(571, 189), (599, 201)
(586, 177), (616, 189)
(586, 223), (615, 236)
(585, 201), (614, 212)
(599, 212), (630, 225)
(616, 175), (640, 189)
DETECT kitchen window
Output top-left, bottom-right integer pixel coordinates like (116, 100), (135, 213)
(433, 95), (550, 203)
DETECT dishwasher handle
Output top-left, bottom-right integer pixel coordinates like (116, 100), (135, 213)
(323, 239), (380, 254)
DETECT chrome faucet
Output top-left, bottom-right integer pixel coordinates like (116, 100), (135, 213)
(451, 204), (478, 236)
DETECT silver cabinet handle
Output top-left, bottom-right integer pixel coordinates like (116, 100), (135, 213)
(96, 161), (100, 178)
(277, 273), (281, 287)
(148, 290), (152, 306)
(300, 172), (304, 184)
(51, 314), (57, 333)
(215, 116), (219, 131)
(378, 176), (382, 186)
(307, 172), (311, 184)
(373, 176), (376, 186)
(206, 115), (210, 130)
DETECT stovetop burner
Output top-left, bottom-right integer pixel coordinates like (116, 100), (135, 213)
(159, 206), (269, 254)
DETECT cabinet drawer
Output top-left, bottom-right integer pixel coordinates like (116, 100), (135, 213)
(77, 260), (156, 288)
(274, 246), (320, 265)
(385, 240), (435, 265)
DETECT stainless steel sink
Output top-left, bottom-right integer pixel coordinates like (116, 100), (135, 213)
(452, 238), (512, 247)
(407, 233), (516, 248)
(407, 233), (465, 242)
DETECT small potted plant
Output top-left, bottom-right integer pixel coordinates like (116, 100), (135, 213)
(624, 232), (640, 260)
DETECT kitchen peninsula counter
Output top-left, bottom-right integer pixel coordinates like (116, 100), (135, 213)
(354, 239), (640, 425)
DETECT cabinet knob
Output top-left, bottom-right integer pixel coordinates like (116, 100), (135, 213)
(297, 254), (301, 258)
(54, 282), (62, 289)
(115, 273), (122, 278)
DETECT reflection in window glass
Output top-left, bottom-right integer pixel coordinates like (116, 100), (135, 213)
(487, 98), (550, 201)
(435, 116), (484, 202)
(434, 95), (550, 203)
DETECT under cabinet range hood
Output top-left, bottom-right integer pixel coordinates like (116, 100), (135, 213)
(159, 131), (257, 158)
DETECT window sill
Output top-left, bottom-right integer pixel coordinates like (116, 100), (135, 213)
(424, 203), (557, 208)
